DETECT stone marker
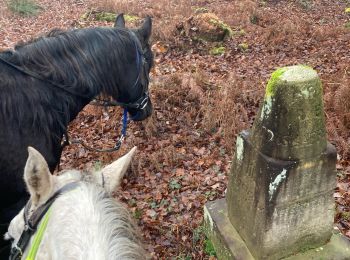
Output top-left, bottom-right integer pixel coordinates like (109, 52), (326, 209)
(204, 65), (350, 259)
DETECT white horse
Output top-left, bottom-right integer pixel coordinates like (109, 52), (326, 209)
(5, 147), (145, 260)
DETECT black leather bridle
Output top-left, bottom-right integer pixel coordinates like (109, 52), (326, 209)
(9, 182), (80, 260)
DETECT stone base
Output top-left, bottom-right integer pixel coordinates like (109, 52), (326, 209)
(204, 199), (350, 260)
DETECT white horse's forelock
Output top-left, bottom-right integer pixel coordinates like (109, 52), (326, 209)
(35, 182), (144, 260)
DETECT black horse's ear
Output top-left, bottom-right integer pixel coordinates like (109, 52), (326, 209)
(115, 13), (125, 28)
(138, 16), (152, 42)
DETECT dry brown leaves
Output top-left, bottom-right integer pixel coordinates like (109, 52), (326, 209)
(2, 0), (350, 259)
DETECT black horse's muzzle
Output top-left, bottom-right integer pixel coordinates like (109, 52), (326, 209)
(128, 97), (152, 121)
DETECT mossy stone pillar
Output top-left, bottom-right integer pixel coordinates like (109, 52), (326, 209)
(227, 65), (335, 259)
(204, 65), (350, 259)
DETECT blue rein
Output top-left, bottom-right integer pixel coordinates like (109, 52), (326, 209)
(114, 107), (128, 150)
(114, 36), (144, 150)
(114, 39), (142, 148)
(82, 33), (145, 152)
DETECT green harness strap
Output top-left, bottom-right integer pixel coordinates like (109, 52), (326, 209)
(25, 207), (52, 260)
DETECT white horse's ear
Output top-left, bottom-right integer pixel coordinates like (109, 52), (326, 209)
(24, 147), (53, 206)
(96, 147), (137, 193)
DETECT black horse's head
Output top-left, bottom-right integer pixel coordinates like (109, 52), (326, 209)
(114, 14), (154, 121)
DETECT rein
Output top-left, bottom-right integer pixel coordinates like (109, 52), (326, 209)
(9, 182), (80, 260)
(65, 108), (129, 153)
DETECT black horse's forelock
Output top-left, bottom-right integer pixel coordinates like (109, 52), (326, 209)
(0, 27), (138, 141)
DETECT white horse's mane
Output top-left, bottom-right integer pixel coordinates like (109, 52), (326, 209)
(6, 147), (145, 260)
(39, 182), (144, 260)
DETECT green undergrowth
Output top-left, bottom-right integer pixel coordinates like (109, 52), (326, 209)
(81, 11), (139, 23)
(238, 42), (249, 52)
(204, 238), (217, 256)
(209, 46), (225, 55)
(8, 0), (41, 16)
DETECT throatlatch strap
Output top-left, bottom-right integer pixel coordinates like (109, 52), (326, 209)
(25, 207), (52, 260)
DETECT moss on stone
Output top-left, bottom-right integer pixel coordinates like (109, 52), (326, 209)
(209, 18), (233, 39)
(265, 65), (317, 98)
(345, 22), (350, 29)
(209, 46), (225, 55)
(345, 7), (350, 13)
(265, 68), (287, 98)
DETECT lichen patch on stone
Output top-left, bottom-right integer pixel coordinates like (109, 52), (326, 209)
(204, 206), (214, 231)
(269, 169), (287, 201)
(236, 135), (244, 162)
(260, 95), (273, 120)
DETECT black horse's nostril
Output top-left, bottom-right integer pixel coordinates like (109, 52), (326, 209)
(130, 111), (143, 121)
(129, 101), (152, 121)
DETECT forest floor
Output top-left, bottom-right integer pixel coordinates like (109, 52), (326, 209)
(1, 0), (350, 259)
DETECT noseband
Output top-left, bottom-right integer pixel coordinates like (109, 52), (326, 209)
(9, 182), (80, 260)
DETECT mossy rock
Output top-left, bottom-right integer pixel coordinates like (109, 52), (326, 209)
(183, 13), (233, 42)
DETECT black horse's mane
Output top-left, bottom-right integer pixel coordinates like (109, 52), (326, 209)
(6, 26), (136, 97)
(0, 26), (137, 141)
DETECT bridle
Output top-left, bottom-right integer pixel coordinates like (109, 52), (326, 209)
(9, 182), (80, 260)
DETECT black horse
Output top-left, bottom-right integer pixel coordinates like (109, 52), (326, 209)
(0, 14), (153, 255)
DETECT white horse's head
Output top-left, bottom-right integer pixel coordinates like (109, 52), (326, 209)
(5, 146), (141, 259)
